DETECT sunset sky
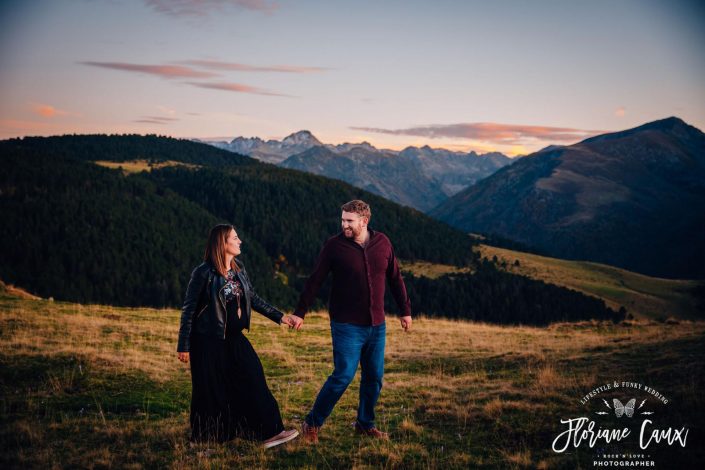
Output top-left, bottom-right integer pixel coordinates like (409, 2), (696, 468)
(1, 0), (703, 156)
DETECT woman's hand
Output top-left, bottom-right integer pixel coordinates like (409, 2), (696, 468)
(282, 315), (304, 330)
(178, 352), (190, 363)
(287, 315), (304, 330)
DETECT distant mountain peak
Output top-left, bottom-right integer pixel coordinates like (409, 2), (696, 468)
(282, 130), (322, 146)
(648, 116), (686, 128)
(619, 116), (689, 134)
(581, 116), (695, 145)
(231, 135), (264, 143)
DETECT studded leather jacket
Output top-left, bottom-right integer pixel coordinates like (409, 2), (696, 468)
(177, 259), (284, 352)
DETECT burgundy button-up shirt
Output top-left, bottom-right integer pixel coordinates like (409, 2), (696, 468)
(293, 229), (412, 326)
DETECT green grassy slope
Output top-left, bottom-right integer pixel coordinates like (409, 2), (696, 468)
(477, 244), (705, 320)
(1, 286), (703, 469)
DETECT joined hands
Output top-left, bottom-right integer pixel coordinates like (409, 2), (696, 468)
(283, 315), (304, 330)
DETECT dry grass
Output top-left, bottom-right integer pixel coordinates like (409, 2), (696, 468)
(398, 260), (473, 279)
(94, 159), (200, 174)
(2, 302), (179, 381)
(1, 291), (704, 469)
(398, 417), (424, 436)
(0, 280), (40, 300)
(502, 448), (532, 468)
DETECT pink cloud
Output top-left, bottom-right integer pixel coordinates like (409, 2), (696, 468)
(145, 0), (278, 17)
(187, 81), (293, 97)
(615, 106), (626, 117)
(81, 61), (217, 79)
(350, 122), (605, 145)
(31, 104), (70, 118)
(182, 59), (328, 73)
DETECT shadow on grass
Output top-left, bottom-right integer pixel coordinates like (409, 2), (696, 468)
(0, 353), (189, 417)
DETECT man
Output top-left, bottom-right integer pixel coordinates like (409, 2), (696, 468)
(288, 199), (412, 443)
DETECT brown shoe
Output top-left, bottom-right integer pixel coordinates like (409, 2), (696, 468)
(354, 422), (389, 440)
(302, 421), (320, 443)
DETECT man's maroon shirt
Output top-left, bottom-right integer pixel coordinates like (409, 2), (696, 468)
(293, 229), (412, 326)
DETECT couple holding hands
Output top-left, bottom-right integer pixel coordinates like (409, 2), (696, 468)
(176, 200), (412, 448)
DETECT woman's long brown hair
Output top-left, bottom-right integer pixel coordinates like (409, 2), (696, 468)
(203, 224), (240, 277)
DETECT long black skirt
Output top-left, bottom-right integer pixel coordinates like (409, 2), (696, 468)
(189, 331), (284, 443)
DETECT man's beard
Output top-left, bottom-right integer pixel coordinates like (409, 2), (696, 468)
(343, 227), (359, 238)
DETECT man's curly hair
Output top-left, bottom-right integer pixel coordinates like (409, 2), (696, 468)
(341, 200), (371, 222)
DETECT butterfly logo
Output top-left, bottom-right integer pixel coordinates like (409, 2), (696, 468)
(613, 398), (636, 418)
(595, 398), (651, 417)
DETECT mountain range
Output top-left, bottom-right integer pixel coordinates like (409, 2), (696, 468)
(432, 117), (705, 279)
(205, 130), (324, 164)
(204, 132), (513, 211)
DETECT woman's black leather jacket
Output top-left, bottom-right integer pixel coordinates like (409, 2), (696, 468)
(177, 260), (284, 352)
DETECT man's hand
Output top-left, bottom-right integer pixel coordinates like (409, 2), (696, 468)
(400, 316), (412, 332)
(288, 315), (304, 331)
(178, 352), (190, 363)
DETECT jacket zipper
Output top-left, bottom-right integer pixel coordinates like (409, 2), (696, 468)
(196, 303), (207, 318)
(196, 274), (212, 319)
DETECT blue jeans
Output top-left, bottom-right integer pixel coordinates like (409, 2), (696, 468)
(306, 320), (386, 429)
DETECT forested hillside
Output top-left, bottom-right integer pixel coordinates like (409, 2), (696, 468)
(1, 135), (622, 324)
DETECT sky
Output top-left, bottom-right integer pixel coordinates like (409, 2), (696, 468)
(1, 0), (704, 156)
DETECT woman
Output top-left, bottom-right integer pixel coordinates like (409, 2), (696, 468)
(177, 224), (299, 448)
